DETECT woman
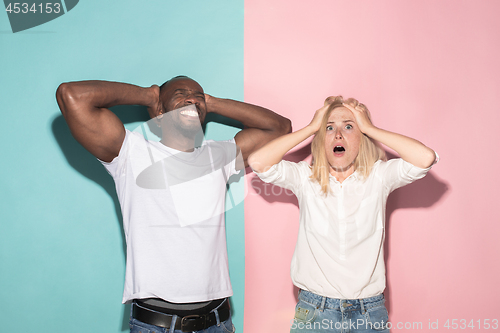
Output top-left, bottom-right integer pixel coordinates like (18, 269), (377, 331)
(248, 96), (437, 332)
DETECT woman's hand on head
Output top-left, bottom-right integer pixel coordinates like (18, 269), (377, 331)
(343, 103), (375, 134)
(309, 100), (333, 133)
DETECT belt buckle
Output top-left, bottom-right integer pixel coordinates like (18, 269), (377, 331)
(181, 314), (206, 332)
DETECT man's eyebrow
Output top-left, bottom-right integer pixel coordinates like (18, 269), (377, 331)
(174, 89), (204, 95)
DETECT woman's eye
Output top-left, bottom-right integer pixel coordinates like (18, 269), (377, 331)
(326, 125), (333, 131)
(345, 124), (353, 130)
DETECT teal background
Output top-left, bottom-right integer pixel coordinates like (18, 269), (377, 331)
(0, 1), (245, 332)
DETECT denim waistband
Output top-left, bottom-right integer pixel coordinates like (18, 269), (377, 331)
(298, 290), (385, 312)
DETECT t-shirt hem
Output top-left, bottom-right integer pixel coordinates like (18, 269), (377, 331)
(122, 290), (234, 304)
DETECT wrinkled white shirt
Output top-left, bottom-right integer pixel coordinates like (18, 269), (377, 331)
(254, 157), (436, 299)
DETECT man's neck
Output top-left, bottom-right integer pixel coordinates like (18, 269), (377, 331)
(160, 131), (197, 152)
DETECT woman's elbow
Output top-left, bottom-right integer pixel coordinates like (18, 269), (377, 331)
(248, 153), (270, 173)
(247, 153), (260, 172)
(421, 148), (438, 168)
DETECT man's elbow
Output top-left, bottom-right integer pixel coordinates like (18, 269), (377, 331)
(56, 82), (82, 116)
(276, 117), (292, 136)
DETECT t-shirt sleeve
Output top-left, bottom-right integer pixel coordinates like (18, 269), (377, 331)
(98, 129), (135, 179)
(378, 151), (439, 192)
(224, 139), (239, 178)
(253, 160), (310, 193)
(204, 139), (240, 181)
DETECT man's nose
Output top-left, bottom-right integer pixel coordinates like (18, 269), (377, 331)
(184, 93), (198, 105)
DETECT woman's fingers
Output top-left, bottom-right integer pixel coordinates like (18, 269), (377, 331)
(343, 103), (373, 133)
(324, 96), (336, 106)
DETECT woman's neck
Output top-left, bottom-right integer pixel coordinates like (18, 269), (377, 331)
(329, 164), (355, 183)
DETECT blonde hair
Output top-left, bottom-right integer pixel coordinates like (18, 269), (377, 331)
(310, 96), (386, 194)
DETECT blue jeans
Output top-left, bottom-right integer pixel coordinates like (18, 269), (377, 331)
(129, 302), (235, 333)
(290, 290), (390, 333)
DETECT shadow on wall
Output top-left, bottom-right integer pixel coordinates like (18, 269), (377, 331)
(52, 105), (149, 331)
(249, 148), (449, 309)
(383, 152), (449, 314)
(52, 104), (245, 331)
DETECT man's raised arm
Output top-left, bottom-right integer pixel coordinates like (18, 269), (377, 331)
(56, 80), (160, 162)
(204, 95), (292, 169)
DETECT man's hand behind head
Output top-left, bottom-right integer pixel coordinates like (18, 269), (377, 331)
(147, 85), (162, 119)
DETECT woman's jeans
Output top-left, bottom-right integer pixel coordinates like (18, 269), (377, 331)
(290, 290), (390, 333)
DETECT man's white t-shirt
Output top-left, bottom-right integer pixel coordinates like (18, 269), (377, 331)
(100, 130), (239, 303)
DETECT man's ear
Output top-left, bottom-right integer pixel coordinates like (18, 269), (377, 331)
(153, 110), (163, 126)
(157, 102), (165, 117)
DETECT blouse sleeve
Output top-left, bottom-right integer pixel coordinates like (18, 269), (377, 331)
(377, 151), (439, 192)
(253, 160), (310, 194)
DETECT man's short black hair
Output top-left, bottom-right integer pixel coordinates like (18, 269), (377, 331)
(160, 75), (191, 91)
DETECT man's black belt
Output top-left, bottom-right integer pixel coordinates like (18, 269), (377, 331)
(132, 299), (230, 332)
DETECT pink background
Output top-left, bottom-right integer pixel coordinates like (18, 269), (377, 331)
(244, 1), (500, 332)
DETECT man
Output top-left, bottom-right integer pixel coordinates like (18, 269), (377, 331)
(56, 76), (291, 333)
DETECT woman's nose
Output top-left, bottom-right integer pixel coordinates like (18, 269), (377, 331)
(335, 129), (343, 139)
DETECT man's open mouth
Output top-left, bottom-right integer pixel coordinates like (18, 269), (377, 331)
(180, 110), (199, 117)
(178, 104), (199, 118)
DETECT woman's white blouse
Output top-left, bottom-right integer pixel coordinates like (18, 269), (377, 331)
(254, 158), (436, 299)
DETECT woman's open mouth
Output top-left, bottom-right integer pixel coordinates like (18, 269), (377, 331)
(333, 145), (345, 156)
